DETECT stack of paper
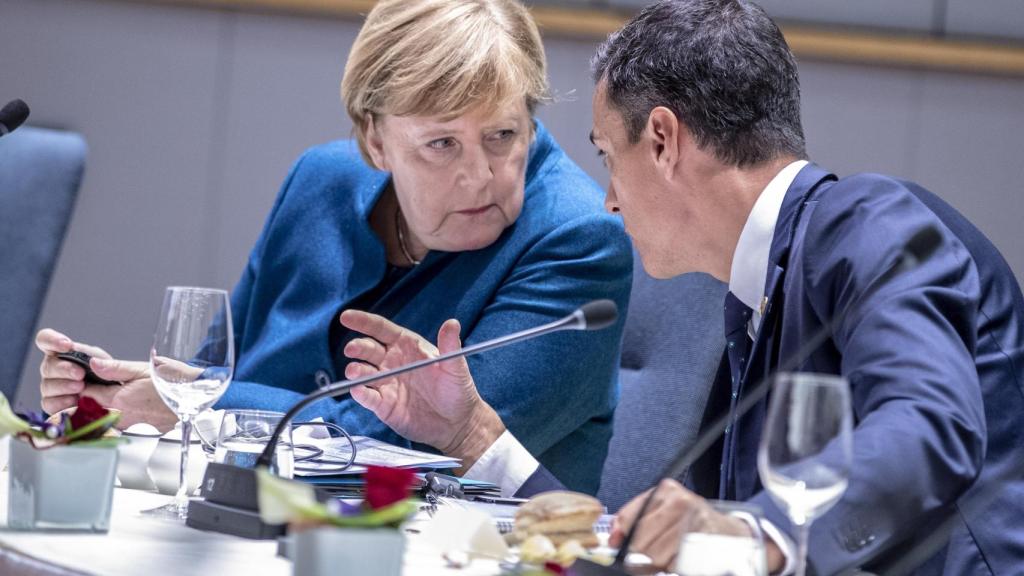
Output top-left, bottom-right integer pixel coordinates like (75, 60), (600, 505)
(294, 435), (461, 477)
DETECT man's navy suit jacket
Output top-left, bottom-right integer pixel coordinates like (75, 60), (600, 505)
(518, 164), (1024, 575)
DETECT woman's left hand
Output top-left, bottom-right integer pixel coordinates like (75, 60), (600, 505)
(339, 310), (506, 470)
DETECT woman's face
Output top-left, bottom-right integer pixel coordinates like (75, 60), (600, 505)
(365, 100), (532, 254)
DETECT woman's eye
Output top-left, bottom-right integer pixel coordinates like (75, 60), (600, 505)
(427, 138), (456, 150)
(492, 129), (516, 141)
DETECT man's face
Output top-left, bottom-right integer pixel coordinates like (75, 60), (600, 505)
(591, 84), (715, 279)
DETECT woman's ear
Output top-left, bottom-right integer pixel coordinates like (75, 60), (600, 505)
(364, 114), (389, 171)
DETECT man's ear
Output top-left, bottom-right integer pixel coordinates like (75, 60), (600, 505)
(364, 114), (389, 171)
(647, 107), (684, 180)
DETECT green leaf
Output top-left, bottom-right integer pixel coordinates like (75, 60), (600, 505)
(0, 393), (30, 437)
(256, 468), (333, 525)
(324, 500), (418, 529)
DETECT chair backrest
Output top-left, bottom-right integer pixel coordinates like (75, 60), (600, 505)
(0, 126), (87, 400)
(598, 256), (727, 512)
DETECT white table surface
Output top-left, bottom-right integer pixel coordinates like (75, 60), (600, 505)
(0, 441), (505, 576)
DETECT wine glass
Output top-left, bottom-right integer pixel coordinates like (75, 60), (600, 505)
(757, 373), (853, 576)
(146, 286), (234, 520)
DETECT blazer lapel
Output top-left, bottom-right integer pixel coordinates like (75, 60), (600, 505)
(731, 164), (837, 500)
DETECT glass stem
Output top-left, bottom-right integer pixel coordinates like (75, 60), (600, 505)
(795, 521), (811, 576)
(175, 413), (193, 516)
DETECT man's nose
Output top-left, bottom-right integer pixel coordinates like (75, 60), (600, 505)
(604, 183), (620, 214)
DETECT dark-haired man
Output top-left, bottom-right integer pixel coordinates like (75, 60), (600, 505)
(336, 1), (1024, 573)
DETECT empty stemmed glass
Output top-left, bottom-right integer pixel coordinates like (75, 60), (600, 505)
(145, 286), (234, 520)
(757, 373), (853, 576)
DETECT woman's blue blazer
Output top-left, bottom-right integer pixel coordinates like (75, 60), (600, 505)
(216, 121), (633, 493)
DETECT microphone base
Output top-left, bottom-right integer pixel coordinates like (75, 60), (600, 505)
(186, 499), (285, 540)
(185, 462), (329, 540)
(184, 462), (283, 539)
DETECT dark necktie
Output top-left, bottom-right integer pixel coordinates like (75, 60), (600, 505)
(720, 291), (753, 499)
(724, 291), (753, 388)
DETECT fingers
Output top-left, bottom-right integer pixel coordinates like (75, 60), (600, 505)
(350, 384), (383, 413)
(35, 329), (112, 359)
(343, 337), (387, 367)
(41, 378), (85, 397)
(344, 360), (379, 381)
(35, 329), (73, 354)
(339, 310), (405, 346)
(437, 319), (462, 354)
(90, 358), (149, 382)
(640, 519), (686, 569)
(613, 485), (654, 538)
(41, 394), (78, 415)
(41, 357), (85, 382)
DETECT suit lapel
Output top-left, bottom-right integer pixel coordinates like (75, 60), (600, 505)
(739, 164), (835, 384)
(731, 164), (837, 500)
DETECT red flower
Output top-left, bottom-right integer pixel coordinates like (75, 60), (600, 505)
(543, 561), (566, 574)
(363, 466), (415, 510)
(69, 396), (109, 432)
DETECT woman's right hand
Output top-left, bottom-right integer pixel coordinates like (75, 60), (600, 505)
(35, 328), (178, 431)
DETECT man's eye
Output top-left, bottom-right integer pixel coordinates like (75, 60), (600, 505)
(494, 129), (516, 140)
(428, 138), (456, 150)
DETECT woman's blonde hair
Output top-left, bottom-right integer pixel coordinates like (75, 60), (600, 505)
(341, 0), (548, 165)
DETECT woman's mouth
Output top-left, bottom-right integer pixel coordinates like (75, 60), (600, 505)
(456, 205), (494, 216)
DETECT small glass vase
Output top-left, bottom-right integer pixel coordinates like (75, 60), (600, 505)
(292, 526), (405, 576)
(7, 437), (118, 532)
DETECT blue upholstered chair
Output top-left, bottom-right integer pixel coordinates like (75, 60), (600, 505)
(0, 126), (87, 400)
(598, 258), (727, 512)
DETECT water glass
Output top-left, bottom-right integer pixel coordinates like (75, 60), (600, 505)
(675, 501), (767, 576)
(214, 409), (294, 479)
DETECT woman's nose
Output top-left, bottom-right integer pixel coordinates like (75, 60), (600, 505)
(464, 147), (494, 186)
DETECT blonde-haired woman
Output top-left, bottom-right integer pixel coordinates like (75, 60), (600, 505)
(36, 0), (631, 494)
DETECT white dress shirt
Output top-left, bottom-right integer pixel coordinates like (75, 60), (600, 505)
(726, 159), (807, 575)
(466, 160), (809, 573)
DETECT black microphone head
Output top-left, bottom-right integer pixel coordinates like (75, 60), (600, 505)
(906, 225), (943, 264)
(579, 299), (618, 330)
(0, 99), (30, 133)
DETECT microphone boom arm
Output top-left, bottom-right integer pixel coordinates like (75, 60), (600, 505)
(255, 312), (584, 467)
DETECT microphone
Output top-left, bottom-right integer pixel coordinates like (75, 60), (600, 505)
(186, 299), (619, 539)
(585, 226), (943, 575)
(0, 99), (30, 137)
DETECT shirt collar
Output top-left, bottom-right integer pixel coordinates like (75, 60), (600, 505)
(728, 159), (809, 337)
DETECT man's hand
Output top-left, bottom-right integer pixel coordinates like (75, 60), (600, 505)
(610, 479), (785, 572)
(339, 310), (505, 470)
(36, 328), (177, 431)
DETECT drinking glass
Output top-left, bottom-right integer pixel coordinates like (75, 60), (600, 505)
(757, 373), (853, 576)
(214, 409), (294, 479)
(147, 286), (234, 520)
(675, 501), (767, 576)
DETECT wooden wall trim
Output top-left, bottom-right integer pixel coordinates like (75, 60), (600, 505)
(137, 0), (1024, 77)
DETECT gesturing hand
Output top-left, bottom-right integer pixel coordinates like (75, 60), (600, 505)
(339, 310), (505, 470)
